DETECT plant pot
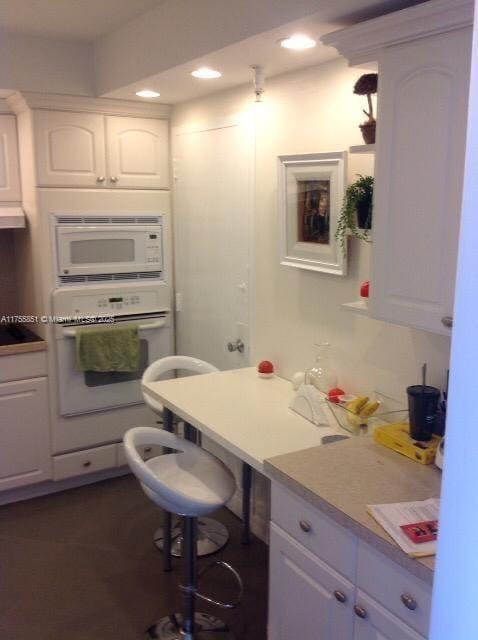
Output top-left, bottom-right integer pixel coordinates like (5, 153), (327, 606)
(356, 197), (372, 230)
(359, 120), (376, 145)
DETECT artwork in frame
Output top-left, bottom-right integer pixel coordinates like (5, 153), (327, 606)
(278, 151), (347, 275)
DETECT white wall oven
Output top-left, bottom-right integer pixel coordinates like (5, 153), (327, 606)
(53, 214), (164, 285)
(52, 283), (173, 416)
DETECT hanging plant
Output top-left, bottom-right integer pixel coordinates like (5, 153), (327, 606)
(335, 175), (374, 255)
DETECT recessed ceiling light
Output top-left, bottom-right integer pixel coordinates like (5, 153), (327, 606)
(279, 34), (317, 50)
(191, 67), (222, 79)
(136, 89), (161, 98)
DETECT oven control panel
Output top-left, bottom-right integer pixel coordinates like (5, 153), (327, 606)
(52, 283), (170, 318)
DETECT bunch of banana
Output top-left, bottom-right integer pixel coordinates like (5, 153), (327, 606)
(346, 396), (380, 428)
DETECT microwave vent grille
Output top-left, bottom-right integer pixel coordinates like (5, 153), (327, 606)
(59, 271), (162, 285)
(56, 216), (161, 225)
(56, 217), (83, 224)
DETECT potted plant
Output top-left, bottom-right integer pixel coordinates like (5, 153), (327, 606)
(335, 175), (374, 254)
(354, 73), (378, 144)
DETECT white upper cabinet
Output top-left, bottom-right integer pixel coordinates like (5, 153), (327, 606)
(370, 26), (472, 335)
(34, 110), (169, 189)
(34, 110), (106, 187)
(322, 0), (474, 334)
(106, 116), (169, 189)
(0, 115), (21, 202)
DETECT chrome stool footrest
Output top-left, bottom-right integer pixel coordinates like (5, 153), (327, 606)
(180, 560), (243, 610)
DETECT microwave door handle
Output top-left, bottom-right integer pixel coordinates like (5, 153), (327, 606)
(61, 318), (167, 337)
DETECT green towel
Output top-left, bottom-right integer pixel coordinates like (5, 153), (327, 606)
(76, 325), (140, 372)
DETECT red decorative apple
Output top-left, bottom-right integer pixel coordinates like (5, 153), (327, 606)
(360, 281), (370, 298)
(328, 387), (345, 403)
(258, 360), (274, 374)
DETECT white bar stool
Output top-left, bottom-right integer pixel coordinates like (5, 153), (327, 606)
(142, 356), (230, 558)
(124, 426), (241, 640)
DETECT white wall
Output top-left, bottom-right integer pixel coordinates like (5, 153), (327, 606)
(173, 58), (451, 403)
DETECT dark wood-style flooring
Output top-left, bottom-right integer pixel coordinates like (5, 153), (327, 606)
(0, 475), (268, 640)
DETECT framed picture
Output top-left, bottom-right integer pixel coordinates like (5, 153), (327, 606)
(278, 151), (347, 276)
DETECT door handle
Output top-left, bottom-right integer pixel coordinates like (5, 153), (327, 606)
(62, 318), (167, 337)
(227, 339), (245, 353)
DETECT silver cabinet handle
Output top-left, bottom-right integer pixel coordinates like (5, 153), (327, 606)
(354, 605), (367, 619)
(96, 176), (105, 183)
(334, 590), (347, 604)
(299, 519), (312, 533)
(110, 176), (118, 183)
(401, 593), (417, 611)
(227, 339), (245, 353)
(441, 316), (453, 329)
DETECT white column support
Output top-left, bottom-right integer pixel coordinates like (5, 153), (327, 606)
(430, 3), (478, 638)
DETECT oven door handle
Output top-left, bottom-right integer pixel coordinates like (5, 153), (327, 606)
(61, 318), (167, 337)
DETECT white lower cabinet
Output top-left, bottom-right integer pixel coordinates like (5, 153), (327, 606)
(353, 590), (425, 640)
(0, 376), (51, 490)
(269, 523), (354, 640)
(269, 484), (431, 640)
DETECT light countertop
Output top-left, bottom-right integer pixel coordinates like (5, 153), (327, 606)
(265, 436), (441, 584)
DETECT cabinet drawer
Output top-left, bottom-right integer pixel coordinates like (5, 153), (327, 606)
(357, 541), (432, 636)
(117, 442), (162, 466)
(271, 483), (357, 580)
(53, 444), (117, 481)
(353, 590), (426, 640)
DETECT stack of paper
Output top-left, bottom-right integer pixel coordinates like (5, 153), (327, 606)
(367, 498), (440, 557)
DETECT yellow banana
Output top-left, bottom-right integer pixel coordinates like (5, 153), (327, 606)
(360, 400), (380, 418)
(346, 396), (369, 414)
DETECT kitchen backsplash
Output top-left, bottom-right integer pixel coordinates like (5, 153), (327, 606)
(0, 231), (19, 316)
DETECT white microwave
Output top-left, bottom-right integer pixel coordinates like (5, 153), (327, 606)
(55, 215), (163, 283)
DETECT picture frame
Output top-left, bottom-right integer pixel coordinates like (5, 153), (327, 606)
(278, 151), (347, 276)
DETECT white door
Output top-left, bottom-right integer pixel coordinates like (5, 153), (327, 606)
(0, 115), (21, 202)
(34, 110), (106, 187)
(0, 377), (51, 490)
(173, 115), (253, 370)
(268, 524), (355, 640)
(106, 116), (169, 189)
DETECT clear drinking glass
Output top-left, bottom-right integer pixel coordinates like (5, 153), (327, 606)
(305, 343), (337, 393)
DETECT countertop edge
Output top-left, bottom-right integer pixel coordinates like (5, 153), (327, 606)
(0, 340), (48, 357)
(264, 458), (434, 585)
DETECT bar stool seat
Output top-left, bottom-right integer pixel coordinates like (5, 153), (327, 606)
(141, 447), (236, 517)
(124, 426), (239, 640)
(142, 355), (230, 558)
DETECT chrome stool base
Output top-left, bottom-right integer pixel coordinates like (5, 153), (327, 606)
(146, 612), (235, 640)
(154, 518), (229, 557)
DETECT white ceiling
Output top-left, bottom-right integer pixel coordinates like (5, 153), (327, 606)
(0, 0), (163, 41)
(0, 0), (428, 104)
(105, 13), (346, 104)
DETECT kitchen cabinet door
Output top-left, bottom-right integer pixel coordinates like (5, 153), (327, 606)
(105, 116), (169, 189)
(353, 591), (425, 640)
(268, 523), (354, 640)
(0, 377), (51, 490)
(0, 115), (21, 202)
(34, 110), (106, 187)
(370, 27), (472, 334)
